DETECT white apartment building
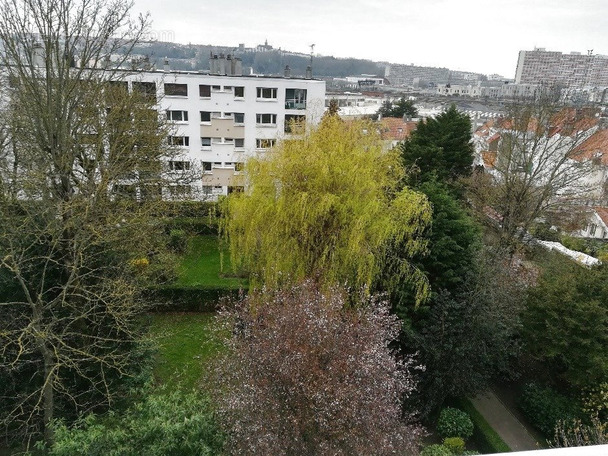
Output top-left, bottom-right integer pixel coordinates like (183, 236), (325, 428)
(121, 62), (325, 199)
(515, 48), (608, 88)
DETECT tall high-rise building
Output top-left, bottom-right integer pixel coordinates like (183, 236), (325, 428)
(515, 48), (608, 87)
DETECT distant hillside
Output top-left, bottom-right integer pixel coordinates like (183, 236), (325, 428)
(130, 41), (384, 78)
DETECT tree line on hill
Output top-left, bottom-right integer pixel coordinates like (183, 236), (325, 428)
(130, 41), (384, 78)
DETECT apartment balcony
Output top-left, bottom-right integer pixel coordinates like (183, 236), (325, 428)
(200, 118), (244, 139)
(285, 99), (307, 110)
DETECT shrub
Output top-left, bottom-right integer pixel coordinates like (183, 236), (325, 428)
(168, 228), (188, 253)
(455, 398), (510, 453)
(46, 389), (223, 456)
(560, 235), (587, 253)
(437, 407), (474, 440)
(443, 437), (465, 454)
(532, 223), (560, 242)
(421, 444), (452, 456)
(129, 257), (149, 273)
(519, 383), (581, 437)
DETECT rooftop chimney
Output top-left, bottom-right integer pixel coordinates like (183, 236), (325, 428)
(284, 65), (291, 78)
(305, 65), (312, 79)
(163, 58), (170, 71)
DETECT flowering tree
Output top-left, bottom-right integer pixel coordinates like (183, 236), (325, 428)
(214, 281), (423, 455)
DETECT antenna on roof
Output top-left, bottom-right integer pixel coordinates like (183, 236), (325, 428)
(588, 49), (594, 56)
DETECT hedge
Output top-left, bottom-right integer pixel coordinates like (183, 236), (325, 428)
(455, 398), (511, 454)
(145, 285), (244, 312)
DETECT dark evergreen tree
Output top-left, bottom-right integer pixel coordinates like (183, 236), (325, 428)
(401, 104), (474, 184)
(378, 97), (418, 119)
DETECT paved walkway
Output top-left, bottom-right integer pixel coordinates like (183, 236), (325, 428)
(471, 390), (540, 452)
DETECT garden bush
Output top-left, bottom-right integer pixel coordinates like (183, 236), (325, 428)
(519, 382), (581, 437)
(46, 389), (223, 456)
(531, 222), (560, 242)
(168, 228), (188, 253)
(455, 398), (510, 453)
(421, 444), (452, 456)
(437, 407), (474, 440)
(443, 437), (465, 454)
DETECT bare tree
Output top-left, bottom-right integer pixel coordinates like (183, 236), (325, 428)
(470, 101), (599, 247)
(0, 0), (174, 447)
(213, 281), (423, 456)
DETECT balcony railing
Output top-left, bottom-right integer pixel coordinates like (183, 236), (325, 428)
(285, 99), (306, 110)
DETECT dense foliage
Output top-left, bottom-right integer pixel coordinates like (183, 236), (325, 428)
(523, 262), (608, 389)
(436, 408), (474, 440)
(213, 281), (422, 455)
(518, 383), (581, 437)
(46, 390), (223, 456)
(223, 116), (431, 301)
(378, 97), (418, 119)
(401, 104), (474, 184)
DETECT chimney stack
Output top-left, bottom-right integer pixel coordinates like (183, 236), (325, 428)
(284, 65), (291, 78)
(305, 65), (312, 79)
(163, 58), (170, 72)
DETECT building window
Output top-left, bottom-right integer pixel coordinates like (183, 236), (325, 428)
(166, 110), (188, 122)
(168, 185), (192, 196)
(590, 224), (597, 236)
(256, 87), (277, 99)
(200, 111), (211, 122)
(168, 160), (191, 171)
(228, 186), (244, 194)
(199, 84), (211, 97)
(202, 185), (213, 195)
(235, 138), (244, 148)
(202, 161), (212, 171)
(256, 113), (277, 125)
(168, 135), (189, 147)
(132, 81), (156, 101)
(164, 83), (188, 96)
(235, 162), (244, 171)
(234, 86), (244, 97)
(233, 112), (245, 124)
(256, 138), (276, 149)
(201, 137), (212, 147)
(284, 114), (306, 133)
(285, 88), (307, 109)
(211, 85), (221, 91)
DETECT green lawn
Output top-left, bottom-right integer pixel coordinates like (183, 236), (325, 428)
(148, 312), (227, 390)
(175, 235), (246, 289)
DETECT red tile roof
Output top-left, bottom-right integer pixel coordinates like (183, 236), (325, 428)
(570, 129), (608, 164)
(379, 118), (417, 141)
(594, 207), (608, 227)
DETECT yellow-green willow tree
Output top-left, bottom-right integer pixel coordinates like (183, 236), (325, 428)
(223, 117), (432, 301)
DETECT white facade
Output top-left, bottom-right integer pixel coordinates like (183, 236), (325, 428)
(122, 70), (326, 199)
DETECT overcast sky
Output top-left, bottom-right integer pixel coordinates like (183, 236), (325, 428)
(132, 0), (608, 78)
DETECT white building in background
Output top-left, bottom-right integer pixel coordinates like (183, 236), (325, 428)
(122, 56), (325, 199)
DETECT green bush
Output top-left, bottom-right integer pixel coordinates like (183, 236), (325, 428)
(455, 398), (510, 453)
(168, 228), (188, 253)
(519, 382), (581, 437)
(443, 437), (465, 454)
(421, 444), (452, 456)
(437, 407), (474, 440)
(532, 223), (561, 242)
(46, 389), (223, 456)
(560, 235), (587, 253)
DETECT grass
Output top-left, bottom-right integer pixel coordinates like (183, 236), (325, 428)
(455, 398), (511, 454)
(175, 235), (246, 289)
(148, 312), (227, 391)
